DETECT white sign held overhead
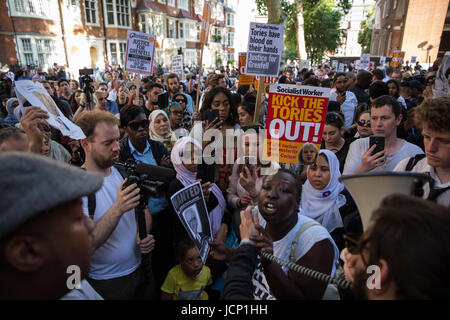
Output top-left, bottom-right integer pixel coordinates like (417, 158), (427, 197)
(15, 80), (85, 140)
(355, 59), (362, 70)
(172, 54), (184, 81)
(411, 56), (417, 64)
(379, 56), (386, 66)
(360, 54), (371, 69)
(338, 63), (345, 73)
(124, 30), (157, 75)
(245, 22), (285, 77)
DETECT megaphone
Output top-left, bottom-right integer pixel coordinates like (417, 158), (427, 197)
(339, 172), (431, 231)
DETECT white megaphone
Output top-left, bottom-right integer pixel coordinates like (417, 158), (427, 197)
(339, 172), (431, 231)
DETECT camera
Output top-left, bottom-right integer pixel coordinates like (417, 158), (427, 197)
(115, 160), (174, 200)
(79, 68), (95, 110)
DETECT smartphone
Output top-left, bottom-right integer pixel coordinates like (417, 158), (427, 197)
(369, 136), (385, 157)
(244, 156), (257, 171)
(197, 163), (216, 184)
(207, 109), (220, 123)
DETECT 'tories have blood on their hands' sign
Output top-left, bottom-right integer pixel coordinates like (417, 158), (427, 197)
(245, 22), (284, 77)
(124, 30), (156, 75)
(263, 84), (330, 164)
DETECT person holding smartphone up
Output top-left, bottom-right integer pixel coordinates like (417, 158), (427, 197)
(343, 95), (423, 174)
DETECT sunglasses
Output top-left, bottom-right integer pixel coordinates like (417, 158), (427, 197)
(128, 120), (149, 131)
(357, 119), (370, 127)
(174, 99), (186, 103)
(343, 233), (362, 254)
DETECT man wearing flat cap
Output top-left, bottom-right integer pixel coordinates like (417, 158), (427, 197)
(0, 152), (103, 299)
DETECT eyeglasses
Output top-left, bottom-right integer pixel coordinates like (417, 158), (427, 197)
(128, 120), (149, 131)
(174, 99), (186, 104)
(343, 233), (362, 254)
(171, 110), (183, 115)
(357, 119), (370, 127)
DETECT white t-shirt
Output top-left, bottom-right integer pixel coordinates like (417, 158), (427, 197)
(60, 280), (103, 300)
(252, 211), (339, 300)
(394, 157), (450, 207)
(82, 166), (141, 280)
(329, 89), (358, 130)
(343, 137), (424, 174)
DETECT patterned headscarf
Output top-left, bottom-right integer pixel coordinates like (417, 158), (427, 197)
(164, 101), (181, 116)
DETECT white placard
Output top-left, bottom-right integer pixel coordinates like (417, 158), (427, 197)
(338, 63), (345, 72)
(355, 59), (362, 70)
(172, 54), (184, 81)
(360, 54), (371, 69)
(245, 22), (285, 77)
(411, 56), (417, 64)
(15, 80), (85, 140)
(379, 56), (386, 66)
(124, 30), (157, 75)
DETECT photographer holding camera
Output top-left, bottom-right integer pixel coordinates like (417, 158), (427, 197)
(75, 109), (156, 300)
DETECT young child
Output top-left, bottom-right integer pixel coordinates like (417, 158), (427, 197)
(161, 239), (212, 300)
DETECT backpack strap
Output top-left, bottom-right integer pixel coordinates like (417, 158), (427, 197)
(405, 154), (426, 171)
(81, 167), (97, 220)
(290, 221), (321, 262)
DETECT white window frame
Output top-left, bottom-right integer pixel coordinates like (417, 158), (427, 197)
(178, 21), (185, 39)
(157, 0), (165, 4)
(84, 0), (99, 26)
(167, 0), (175, 7)
(139, 14), (147, 33)
(227, 31), (234, 47)
(16, 35), (61, 69)
(178, 0), (188, 11)
(10, 0), (58, 20)
(184, 49), (197, 66)
(168, 19), (176, 38)
(104, 0), (131, 28)
(226, 13), (234, 27)
(107, 40), (127, 66)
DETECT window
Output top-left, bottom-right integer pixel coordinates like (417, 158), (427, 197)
(227, 31), (234, 47)
(105, 0), (130, 27)
(184, 49), (197, 66)
(84, 0), (97, 25)
(13, 0), (48, 16)
(168, 0), (174, 7)
(36, 39), (53, 67)
(168, 19), (176, 38)
(196, 24), (200, 41)
(18, 37), (58, 68)
(157, 0), (165, 4)
(108, 41), (126, 66)
(21, 39), (34, 66)
(178, 0), (188, 10)
(179, 22), (185, 39)
(139, 14), (147, 33)
(226, 13), (234, 27)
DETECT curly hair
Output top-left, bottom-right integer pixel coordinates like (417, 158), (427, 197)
(414, 95), (450, 132)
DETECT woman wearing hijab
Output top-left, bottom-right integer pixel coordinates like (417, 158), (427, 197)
(148, 109), (177, 152)
(300, 149), (359, 251)
(0, 98), (19, 126)
(169, 137), (229, 243)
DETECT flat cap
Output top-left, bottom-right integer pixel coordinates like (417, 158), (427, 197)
(0, 152), (103, 239)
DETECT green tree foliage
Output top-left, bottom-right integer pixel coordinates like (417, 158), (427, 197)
(255, 0), (351, 63)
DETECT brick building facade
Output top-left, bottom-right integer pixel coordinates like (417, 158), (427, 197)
(0, 0), (236, 77)
(370, 0), (449, 66)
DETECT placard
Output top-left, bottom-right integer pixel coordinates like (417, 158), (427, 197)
(337, 63), (345, 73)
(263, 84), (330, 164)
(379, 56), (386, 66)
(170, 182), (212, 263)
(391, 51), (405, 67)
(124, 30), (156, 75)
(411, 56), (417, 64)
(245, 22), (285, 77)
(172, 54), (184, 81)
(15, 81), (85, 140)
(354, 59), (362, 70)
(238, 52), (254, 86)
(200, 1), (212, 44)
(360, 54), (370, 69)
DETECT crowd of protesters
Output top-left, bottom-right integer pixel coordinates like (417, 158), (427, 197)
(0, 56), (449, 300)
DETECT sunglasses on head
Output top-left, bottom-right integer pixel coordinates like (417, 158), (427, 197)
(343, 233), (362, 254)
(357, 119), (370, 127)
(128, 120), (149, 131)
